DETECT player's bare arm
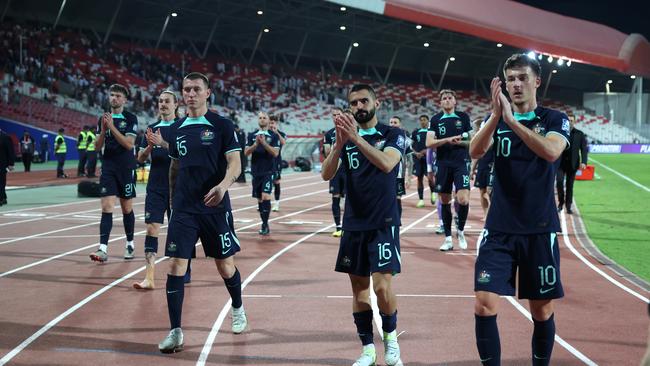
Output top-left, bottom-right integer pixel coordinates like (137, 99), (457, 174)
(244, 139), (258, 156)
(470, 77), (502, 159)
(499, 94), (566, 162)
(322, 124), (347, 181)
(95, 113), (110, 149)
(104, 115), (136, 150)
(204, 151), (241, 207)
(258, 135), (279, 158)
(338, 113), (400, 174)
(168, 158), (179, 205)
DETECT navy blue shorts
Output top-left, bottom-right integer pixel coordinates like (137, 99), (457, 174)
(434, 161), (470, 194)
(474, 230), (564, 300)
(165, 210), (241, 259)
(99, 165), (136, 199)
(273, 168), (282, 181)
(396, 178), (406, 196)
(413, 156), (427, 178)
(144, 189), (170, 224)
(474, 166), (494, 189)
(329, 169), (345, 195)
(335, 226), (401, 276)
(252, 174), (273, 199)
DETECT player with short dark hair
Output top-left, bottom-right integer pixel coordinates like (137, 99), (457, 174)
(269, 115), (286, 212)
(470, 53), (570, 366)
(426, 89), (473, 251)
(158, 72), (247, 353)
(322, 84), (405, 366)
(412, 114), (435, 208)
(323, 106), (346, 237)
(389, 116), (411, 218)
(133, 90), (187, 290)
(245, 111), (280, 235)
(89, 83), (139, 263)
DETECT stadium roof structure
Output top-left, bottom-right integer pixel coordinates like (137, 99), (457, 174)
(4, 0), (649, 98)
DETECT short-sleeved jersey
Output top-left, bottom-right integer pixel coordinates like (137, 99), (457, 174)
(247, 129), (280, 177)
(476, 119), (495, 170)
(410, 128), (428, 153)
(141, 118), (176, 193)
(340, 123), (406, 230)
(273, 130), (287, 169)
(486, 107), (570, 234)
(428, 111), (472, 165)
(168, 110), (242, 214)
(97, 111), (138, 168)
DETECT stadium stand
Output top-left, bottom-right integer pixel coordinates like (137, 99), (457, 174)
(2, 21), (647, 144)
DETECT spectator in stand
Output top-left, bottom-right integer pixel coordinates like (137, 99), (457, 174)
(19, 131), (35, 172)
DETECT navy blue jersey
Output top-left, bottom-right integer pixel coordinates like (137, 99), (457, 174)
(340, 123), (406, 230)
(428, 111), (472, 165)
(97, 111), (138, 168)
(476, 145), (494, 170)
(273, 130), (287, 170)
(141, 119), (175, 193)
(410, 128), (428, 153)
(247, 129), (280, 177)
(168, 111), (242, 214)
(323, 127), (337, 147)
(486, 107), (570, 234)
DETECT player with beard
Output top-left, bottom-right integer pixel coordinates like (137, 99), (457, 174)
(322, 106), (346, 237)
(426, 89), (473, 251)
(322, 84), (405, 366)
(89, 84), (139, 263)
(245, 112), (280, 235)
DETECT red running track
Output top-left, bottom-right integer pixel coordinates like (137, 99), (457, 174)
(0, 172), (647, 365)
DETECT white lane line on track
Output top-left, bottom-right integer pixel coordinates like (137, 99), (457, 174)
(589, 157), (650, 193)
(0, 192), (332, 364)
(559, 210), (648, 303)
(197, 195), (438, 365)
(505, 297), (597, 366)
(0, 188), (329, 278)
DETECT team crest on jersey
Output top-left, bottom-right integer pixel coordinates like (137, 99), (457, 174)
(119, 121), (127, 129)
(477, 270), (491, 284)
(201, 129), (215, 142)
(167, 241), (177, 252)
(374, 139), (386, 150)
(396, 135), (406, 150)
(532, 123), (546, 136)
(455, 120), (463, 128)
(561, 118), (570, 134)
(266, 136), (272, 143)
(340, 256), (351, 267)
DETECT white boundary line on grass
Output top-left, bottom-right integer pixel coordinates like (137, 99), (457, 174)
(559, 210), (649, 303)
(589, 157), (650, 193)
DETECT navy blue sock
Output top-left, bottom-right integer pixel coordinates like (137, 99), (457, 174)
(532, 314), (555, 365)
(100, 212), (113, 245)
(123, 211), (135, 242)
(458, 204), (469, 231)
(353, 310), (374, 346)
(417, 186), (424, 200)
(223, 267), (243, 308)
(144, 235), (158, 253)
(397, 199), (402, 218)
(260, 200), (271, 226)
(274, 183), (280, 201)
(442, 203), (452, 237)
(166, 274), (185, 329)
(332, 197), (341, 228)
(475, 314), (501, 366)
(380, 310), (397, 333)
(454, 199), (460, 214)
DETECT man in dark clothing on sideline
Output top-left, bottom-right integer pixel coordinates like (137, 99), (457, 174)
(0, 127), (16, 205)
(556, 113), (588, 214)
